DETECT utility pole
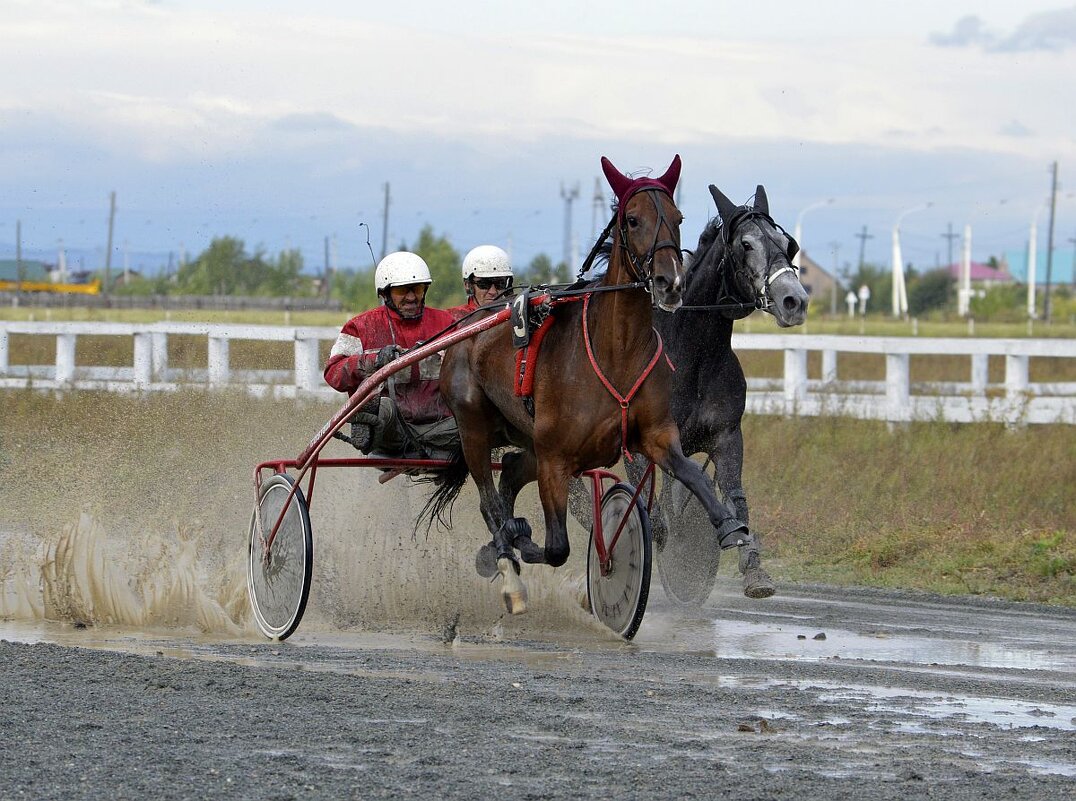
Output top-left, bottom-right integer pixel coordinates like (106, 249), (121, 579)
(591, 177), (605, 240)
(324, 236), (330, 299)
(379, 182), (391, 261)
(1069, 233), (1076, 289)
(941, 223), (960, 271)
(828, 240), (841, 316)
(854, 225), (873, 270)
(104, 190), (116, 297)
(1044, 161), (1058, 322)
(560, 182), (580, 274)
(15, 219), (22, 296)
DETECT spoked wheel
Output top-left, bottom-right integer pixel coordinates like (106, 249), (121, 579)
(656, 468), (722, 610)
(586, 482), (652, 640)
(247, 474), (313, 641)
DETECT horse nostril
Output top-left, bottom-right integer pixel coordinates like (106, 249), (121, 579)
(653, 275), (670, 291)
(783, 295), (803, 313)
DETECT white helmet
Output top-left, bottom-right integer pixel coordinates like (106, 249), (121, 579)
(461, 245), (513, 281)
(375, 251), (432, 292)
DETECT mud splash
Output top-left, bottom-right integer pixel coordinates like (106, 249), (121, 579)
(0, 513), (246, 633)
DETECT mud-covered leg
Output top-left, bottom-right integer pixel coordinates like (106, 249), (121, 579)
(710, 424), (772, 596)
(644, 433), (773, 599)
(457, 422), (528, 613)
(497, 450), (544, 565)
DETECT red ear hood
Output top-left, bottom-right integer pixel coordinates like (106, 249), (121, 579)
(601, 154), (681, 221)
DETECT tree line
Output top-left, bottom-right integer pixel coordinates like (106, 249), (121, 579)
(111, 226), (1068, 321)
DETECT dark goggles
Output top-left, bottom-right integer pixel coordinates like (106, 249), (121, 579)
(473, 276), (512, 291)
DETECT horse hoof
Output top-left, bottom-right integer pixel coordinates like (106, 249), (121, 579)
(497, 557), (528, 615)
(742, 566), (775, 599)
(475, 543), (498, 578)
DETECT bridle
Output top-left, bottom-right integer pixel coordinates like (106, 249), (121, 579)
(617, 188), (683, 287)
(689, 208), (800, 315)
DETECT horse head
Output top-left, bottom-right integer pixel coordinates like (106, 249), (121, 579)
(601, 155), (685, 312)
(708, 184), (809, 327)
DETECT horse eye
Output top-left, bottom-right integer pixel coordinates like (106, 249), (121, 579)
(627, 216), (639, 228)
(741, 239), (753, 251)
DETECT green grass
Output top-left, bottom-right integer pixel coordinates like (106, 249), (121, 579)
(739, 415), (1075, 605)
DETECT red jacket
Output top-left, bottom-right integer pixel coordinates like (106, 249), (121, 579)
(324, 304), (456, 423)
(446, 297), (478, 321)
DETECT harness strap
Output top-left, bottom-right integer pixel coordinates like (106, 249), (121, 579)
(581, 293), (666, 462)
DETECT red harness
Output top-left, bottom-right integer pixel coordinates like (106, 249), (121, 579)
(513, 292), (674, 461)
(581, 293), (673, 461)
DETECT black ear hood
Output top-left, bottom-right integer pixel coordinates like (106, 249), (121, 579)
(753, 185), (769, 215)
(708, 184), (739, 225)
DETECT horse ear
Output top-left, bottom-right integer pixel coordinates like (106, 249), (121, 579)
(709, 184), (739, 224)
(601, 156), (632, 203)
(657, 154), (682, 194)
(754, 185), (769, 215)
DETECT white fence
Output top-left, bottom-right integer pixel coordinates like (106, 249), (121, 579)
(1, 321), (1074, 425)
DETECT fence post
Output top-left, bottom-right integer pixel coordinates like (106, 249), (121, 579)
(151, 332), (169, 380)
(55, 333), (77, 385)
(783, 348), (807, 413)
(208, 336), (230, 386)
(885, 352), (910, 422)
(294, 336), (320, 393)
(821, 349), (837, 383)
(1004, 353), (1030, 426)
(0, 329), (7, 376)
(133, 332), (153, 388)
(970, 353), (989, 395)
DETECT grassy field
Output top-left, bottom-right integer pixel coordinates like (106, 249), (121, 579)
(1, 390), (1072, 606)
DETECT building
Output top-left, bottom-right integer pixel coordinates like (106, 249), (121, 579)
(797, 252), (842, 312)
(0, 259), (50, 282)
(946, 260), (1014, 289)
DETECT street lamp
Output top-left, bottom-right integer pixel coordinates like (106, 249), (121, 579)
(891, 202), (932, 318)
(793, 198), (835, 269)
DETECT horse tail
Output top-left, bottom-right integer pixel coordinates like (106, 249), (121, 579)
(415, 449), (470, 537)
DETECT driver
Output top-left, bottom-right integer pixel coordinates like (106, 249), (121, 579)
(447, 245), (515, 320)
(324, 251), (458, 459)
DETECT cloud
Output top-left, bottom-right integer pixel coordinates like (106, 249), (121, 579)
(931, 7), (1076, 51)
(994, 6), (1076, 51)
(930, 15), (995, 47)
(1000, 120), (1033, 137)
(271, 112), (355, 133)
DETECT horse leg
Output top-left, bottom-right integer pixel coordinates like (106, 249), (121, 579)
(458, 423), (528, 614)
(643, 432), (774, 599)
(497, 450), (545, 565)
(710, 423), (768, 579)
(535, 457), (572, 569)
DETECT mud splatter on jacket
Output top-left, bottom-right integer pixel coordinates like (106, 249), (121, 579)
(323, 304), (456, 424)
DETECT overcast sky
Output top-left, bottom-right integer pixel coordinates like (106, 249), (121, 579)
(3, 0), (1075, 279)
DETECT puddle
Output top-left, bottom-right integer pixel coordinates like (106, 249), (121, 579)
(634, 603), (1076, 672)
(808, 680), (1076, 732)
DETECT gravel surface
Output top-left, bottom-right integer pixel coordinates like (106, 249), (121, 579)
(2, 585), (1074, 800)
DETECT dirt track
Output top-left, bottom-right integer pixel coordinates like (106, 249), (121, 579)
(3, 582), (1074, 800)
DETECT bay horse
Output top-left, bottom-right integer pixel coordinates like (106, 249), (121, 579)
(625, 183), (810, 605)
(431, 155), (769, 614)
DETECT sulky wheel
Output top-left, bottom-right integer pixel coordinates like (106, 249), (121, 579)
(247, 474), (313, 640)
(586, 482), (652, 640)
(655, 468), (722, 610)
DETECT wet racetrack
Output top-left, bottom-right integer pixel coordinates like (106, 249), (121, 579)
(3, 580), (1074, 799)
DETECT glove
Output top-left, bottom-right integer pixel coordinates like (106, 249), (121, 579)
(374, 345), (401, 370)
